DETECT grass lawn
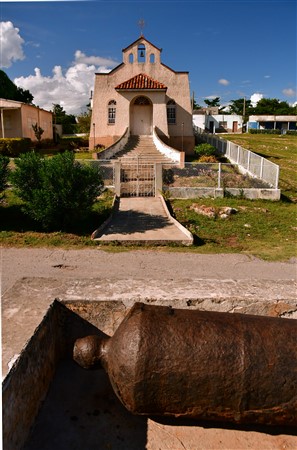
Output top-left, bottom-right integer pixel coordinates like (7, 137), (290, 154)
(0, 189), (114, 248)
(0, 134), (296, 260)
(170, 197), (297, 261)
(223, 133), (297, 199)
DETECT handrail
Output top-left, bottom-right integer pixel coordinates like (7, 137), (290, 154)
(153, 127), (184, 166)
(95, 127), (129, 159)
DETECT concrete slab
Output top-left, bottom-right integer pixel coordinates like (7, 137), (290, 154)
(2, 276), (297, 379)
(2, 249), (297, 449)
(4, 297), (297, 450)
(92, 196), (193, 245)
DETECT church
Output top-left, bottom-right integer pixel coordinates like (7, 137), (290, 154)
(89, 35), (195, 155)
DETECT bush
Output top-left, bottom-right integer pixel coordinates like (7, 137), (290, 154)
(58, 136), (89, 152)
(286, 130), (297, 136)
(0, 155), (10, 194)
(10, 151), (103, 230)
(249, 129), (281, 134)
(198, 155), (218, 163)
(194, 143), (217, 158)
(0, 138), (32, 156)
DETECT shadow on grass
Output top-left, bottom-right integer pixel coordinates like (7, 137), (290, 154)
(0, 203), (113, 237)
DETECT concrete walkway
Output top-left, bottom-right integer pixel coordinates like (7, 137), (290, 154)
(92, 196), (193, 245)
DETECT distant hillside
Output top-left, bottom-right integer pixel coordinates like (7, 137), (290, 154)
(0, 70), (34, 104)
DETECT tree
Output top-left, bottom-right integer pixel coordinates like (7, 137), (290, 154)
(32, 123), (44, 143)
(252, 98), (296, 115)
(229, 98), (253, 121)
(204, 97), (220, 107)
(52, 104), (77, 134)
(0, 155), (10, 196)
(76, 108), (91, 134)
(10, 151), (103, 230)
(0, 70), (34, 104)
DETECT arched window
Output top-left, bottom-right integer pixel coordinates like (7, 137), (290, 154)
(167, 99), (176, 124)
(150, 53), (155, 63)
(134, 96), (150, 105)
(108, 100), (116, 124)
(129, 53), (134, 63)
(138, 44), (146, 62)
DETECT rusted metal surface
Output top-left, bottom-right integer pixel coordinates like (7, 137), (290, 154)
(73, 303), (297, 426)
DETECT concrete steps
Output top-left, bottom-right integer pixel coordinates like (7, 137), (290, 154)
(113, 135), (173, 164)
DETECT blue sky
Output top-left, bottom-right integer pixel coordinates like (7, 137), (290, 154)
(1, 0), (296, 114)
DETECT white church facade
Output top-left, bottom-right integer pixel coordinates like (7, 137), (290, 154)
(89, 36), (195, 154)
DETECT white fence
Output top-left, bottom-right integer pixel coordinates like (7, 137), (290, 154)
(193, 126), (279, 188)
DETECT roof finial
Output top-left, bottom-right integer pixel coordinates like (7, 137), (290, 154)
(138, 18), (145, 37)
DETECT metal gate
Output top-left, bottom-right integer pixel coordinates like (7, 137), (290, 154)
(120, 161), (155, 197)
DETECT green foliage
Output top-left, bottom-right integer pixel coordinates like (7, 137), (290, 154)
(58, 136), (89, 151)
(76, 109), (91, 134)
(32, 123), (44, 142)
(229, 98), (253, 117)
(204, 97), (220, 107)
(194, 143), (217, 158)
(249, 129), (281, 134)
(0, 155), (10, 194)
(253, 98), (296, 115)
(10, 151), (103, 230)
(0, 70), (34, 104)
(52, 104), (77, 134)
(163, 168), (175, 185)
(0, 138), (32, 156)
(286, 130), (297, 135)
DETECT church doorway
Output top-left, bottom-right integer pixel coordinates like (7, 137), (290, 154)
(130, 96), (152, 135)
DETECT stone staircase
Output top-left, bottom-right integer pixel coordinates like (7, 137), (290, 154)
(112, 135), (173, 163)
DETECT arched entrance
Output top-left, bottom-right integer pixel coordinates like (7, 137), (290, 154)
(130, 96), (152, 135)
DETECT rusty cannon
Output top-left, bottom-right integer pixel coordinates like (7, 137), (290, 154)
(73, 303), (297, 426)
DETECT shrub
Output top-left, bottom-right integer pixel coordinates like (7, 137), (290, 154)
(0, 138), (32, 156)
(10, 151), (103, 230)
(249, 129), (281, 135)
(194, 143), (217, 158)
(198, 155), (218, 163)
(58, 136), (89, 152)
(0, 155), (10, 194)
(286, 130), (297, 136)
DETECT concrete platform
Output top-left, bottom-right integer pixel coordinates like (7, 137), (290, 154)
(2, 249), (297, 449)
(92, 196), (193, 245)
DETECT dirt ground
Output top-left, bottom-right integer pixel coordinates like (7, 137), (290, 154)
(2, 248), (297, 450)
(1, 248), (296, 296)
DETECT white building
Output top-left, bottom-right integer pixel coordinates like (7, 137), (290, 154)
(193, 110), (243, 133)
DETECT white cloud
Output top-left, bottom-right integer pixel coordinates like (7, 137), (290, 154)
(264, 75), (271, 79)
(14, 51), (118, 115)
(74, 50), (117, 67)
(0, 21), (25, 68)
(218, 78), (230, 86)
(282, 88), (296, 98)
(250, 92), (263, 107)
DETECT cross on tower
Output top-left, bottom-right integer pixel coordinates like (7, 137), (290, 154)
(138, 19), (145, 36)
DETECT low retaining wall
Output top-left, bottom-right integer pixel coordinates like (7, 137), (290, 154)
(164, 186), (281, 200)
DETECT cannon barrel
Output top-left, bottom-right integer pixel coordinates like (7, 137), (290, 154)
(73, 303), (297, 426)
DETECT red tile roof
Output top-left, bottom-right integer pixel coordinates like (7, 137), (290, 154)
(115, 73), (167, 90)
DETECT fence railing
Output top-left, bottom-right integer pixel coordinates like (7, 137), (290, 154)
(162, 162), (271, 190)
(193, 126), (279, 188)
(79, 159), (280, 200)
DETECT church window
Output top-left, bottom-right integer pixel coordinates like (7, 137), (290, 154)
(129, 53), (134, 63)
(138, 44), (146, 62)
(167, 100), (176, 124)
(150, 53), (155, 63)
(108, 100), (116, 124)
